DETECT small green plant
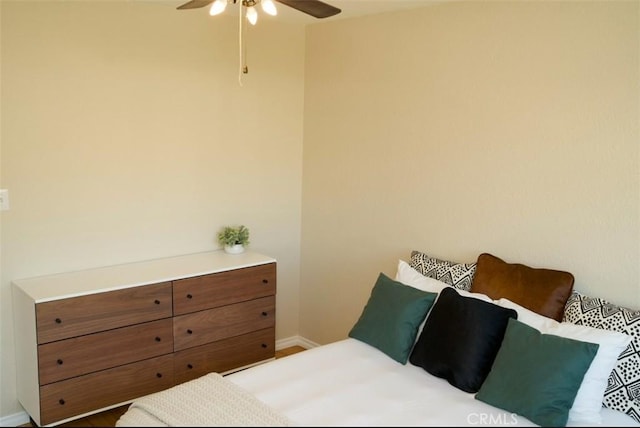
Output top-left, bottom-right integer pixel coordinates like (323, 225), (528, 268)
(217, 225), (250, 247)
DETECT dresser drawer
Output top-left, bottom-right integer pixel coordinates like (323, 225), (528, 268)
(36, 282), (173, 344)
(173, 295), (275, 351)
(38, 318), (174, 385)
(173, 263), (276, 315)
(39, 354), (174, 426)
(174, 327), (275, 384)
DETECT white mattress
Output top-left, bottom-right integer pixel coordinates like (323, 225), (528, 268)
(117, 338), (640, 427)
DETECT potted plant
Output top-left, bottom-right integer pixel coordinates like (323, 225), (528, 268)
(217, 225), (250, 254)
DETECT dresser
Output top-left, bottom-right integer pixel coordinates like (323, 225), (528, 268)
(12, 250), (277, 427)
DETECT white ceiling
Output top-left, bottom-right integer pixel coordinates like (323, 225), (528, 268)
(170, 0), (442, 25)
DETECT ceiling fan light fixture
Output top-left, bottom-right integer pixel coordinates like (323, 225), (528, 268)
(176, 0), (341, 80)
(209, 0), (227, 16)
(246, 6), (258, 25)
(261, 0), (277, 16)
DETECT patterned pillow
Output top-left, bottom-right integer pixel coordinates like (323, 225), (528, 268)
(409, 250), (477, 291)
(563, 291), (640, 423)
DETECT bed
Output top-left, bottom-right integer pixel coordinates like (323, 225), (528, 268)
(116, 251), (640, 427)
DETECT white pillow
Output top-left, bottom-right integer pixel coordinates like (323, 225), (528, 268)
(497, 297), (632, 424)
(395, 259), (494, 343)
(395, 259), (448, 294)
(396, 259), (492, 301)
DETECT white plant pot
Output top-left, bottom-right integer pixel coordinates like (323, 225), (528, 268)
(224, 244), (245, 254)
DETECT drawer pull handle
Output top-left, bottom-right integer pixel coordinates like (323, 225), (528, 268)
(154, 299), (160, 305)
(187, 329), (193, 334)
(57, 359), (63, 365)
(261, 311), (268, 316)
(186, 294), (193, 299)
(261, 343), (267, 348)
(59, 399), (65, 405)
(156, 373), (162, 378)
(187, 364), (193, 369)
(262, 279), (269, 284)
(155, 337), (161, 342)
(55, 318), (62, 324)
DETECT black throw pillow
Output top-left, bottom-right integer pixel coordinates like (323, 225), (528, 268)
(409, 287), (517, 393)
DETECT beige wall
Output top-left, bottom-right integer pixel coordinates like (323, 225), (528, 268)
(0, 1), (304, 419)
(1, 0), (639, 423)
(300, 1), (640, 344)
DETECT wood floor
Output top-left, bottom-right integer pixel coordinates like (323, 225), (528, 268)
(21, 346), (307, 427)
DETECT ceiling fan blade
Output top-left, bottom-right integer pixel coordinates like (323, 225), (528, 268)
(275, 0), (341, 19)
(177, 0), (214, 10)
(177, 0), (341, 18)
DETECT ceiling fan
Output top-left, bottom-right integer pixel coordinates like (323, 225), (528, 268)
(177, 0), (340, 82)
(177, 0), (342, 20)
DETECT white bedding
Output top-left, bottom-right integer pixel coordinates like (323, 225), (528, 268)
(116, 338), (640, 427)
(118, 372), (290, 427)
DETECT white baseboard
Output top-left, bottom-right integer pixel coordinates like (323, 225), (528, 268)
(276, 334), (320, 350)
(0, 410), (29, 427)
(2, 336), (318, 427)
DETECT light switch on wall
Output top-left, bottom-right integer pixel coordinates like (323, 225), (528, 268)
(0, 189), (10, 211)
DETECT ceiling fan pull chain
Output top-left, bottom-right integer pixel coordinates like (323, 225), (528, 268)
(238, 0), (244, 86)
(242, 5), (248, 75)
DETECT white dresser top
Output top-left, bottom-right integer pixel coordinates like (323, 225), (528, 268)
(12, 250), (276, 303)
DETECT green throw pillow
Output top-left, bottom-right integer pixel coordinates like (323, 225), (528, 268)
(348, 272), (437, 364)
(475, 318), (599, 427)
